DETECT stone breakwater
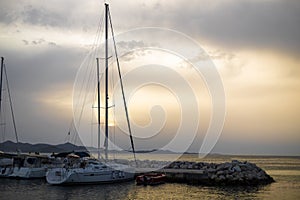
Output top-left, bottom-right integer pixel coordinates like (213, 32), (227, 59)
(113, 159), (275, 186)
(163, 160), (275, 185)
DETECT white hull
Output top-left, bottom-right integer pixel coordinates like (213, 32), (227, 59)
(0, 166), (14, 177)
(9, 167), (47, 179)
(0, 158), (14, 177)
(46, 162), (135, 185)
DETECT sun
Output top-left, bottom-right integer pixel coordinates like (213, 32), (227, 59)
(92, 101), (116, 127)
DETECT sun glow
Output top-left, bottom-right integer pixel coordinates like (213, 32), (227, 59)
(92, 101), (116, 127)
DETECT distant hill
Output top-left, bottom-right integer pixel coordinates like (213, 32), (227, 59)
(0, 141), (88, 153)
(0, 141), (179, 154)
(124, 149), (177, 154)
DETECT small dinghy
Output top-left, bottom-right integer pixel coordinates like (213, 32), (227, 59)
(136, 173), (166, 186)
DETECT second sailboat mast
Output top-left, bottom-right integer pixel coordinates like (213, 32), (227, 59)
(104, 3), (109, 160)
(0, 57), (4, 115)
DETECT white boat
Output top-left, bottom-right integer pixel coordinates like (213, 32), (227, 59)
(0, 58), (52, 179)
(46, 3), (137, 185)
(0, 57), (19, 178)
(0, 157), (14, 177)
(9, 167), (46, 179)
(9, 155), (49, 179)
(47, 158), (134, 185)
(0, 165), (14, 177)
(0, 153), (50, 179)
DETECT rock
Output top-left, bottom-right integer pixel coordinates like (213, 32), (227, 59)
(210, 174), (217, 180)
(226, 174), (233, 179)
(192, 163), (200, 169)
(232, 160), (240, 164)
(218, 175), (226, 181)
(187, 164), (193, 169)
(240, 165), (248, 171)
(228, 167), (235, 173)
(246, 173), (254, 180)
(180, 164), (187, 169)
(216, 170), (224, 175)
(216, 164), (224, 171)
(233, 165), (241, 172)
(257, 170), (265, 177)
(202, 165), (208, 170)
(207, 168), (216, 173)
(224, 162), (232, 169)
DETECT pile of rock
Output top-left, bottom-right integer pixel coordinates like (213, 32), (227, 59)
(164, 160), (274, 186)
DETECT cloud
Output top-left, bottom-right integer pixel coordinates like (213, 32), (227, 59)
(21, 38), (58, 47)
(2, 0), (299, 56)
(22, 40), (29, 45)
(22, 5), (66, 27)
(31, 38), (45, 45)
(48, 42), (57, 46)
(3, 0), (300, 52)
(107, 0), (300, 57)
(0, 0), (299, 154)
(117, 40), (146, 50)
(0, 1), (20, 24)
(176, 0), (300, 56)
(115, 40), (153, 62)
(0, 0), (100, 31)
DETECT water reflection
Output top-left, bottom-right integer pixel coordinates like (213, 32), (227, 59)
(0, 155), (299, 200)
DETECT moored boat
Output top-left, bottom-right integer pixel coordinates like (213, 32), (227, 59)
(0, 155), (14, 177)
(0, 58), (46, 179)
(8, 154), (50, 179)
(136, 173), (166, 186)
(46, 2), (137, 185)
(1, 151), (53, 179)
(46, 154), (134, 185)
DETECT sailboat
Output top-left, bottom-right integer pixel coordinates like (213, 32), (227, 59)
(46, 3), (136, 185)
(0, 57), (51, 179)
(0, 56), (19, 177)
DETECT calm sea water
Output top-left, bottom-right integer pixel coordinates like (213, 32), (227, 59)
(0, 155), (299, 200)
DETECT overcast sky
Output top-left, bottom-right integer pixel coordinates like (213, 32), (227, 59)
(0, 0), (299, 155)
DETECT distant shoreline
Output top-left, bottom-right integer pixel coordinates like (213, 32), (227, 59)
(0, 140), (299, 157)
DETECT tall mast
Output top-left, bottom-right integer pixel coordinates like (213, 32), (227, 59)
(4, 64), (19, 145)
(0, 57), (4, 115)
(96, 58), (101, 160)
(104, 3), (109, 160)
(0, 58), (19, 146)
(108, 11), (137, 163)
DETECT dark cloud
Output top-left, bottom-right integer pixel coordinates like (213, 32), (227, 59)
(108, 0), (300, 56)
(0, 1), (19, 24)
(21, 39), (58, 47)
(171, 0), (300, 56)
(1, 0), (299, 56)
(48, 42), (57, 46)
(22, 5), (67, 28)
(0, 0), (99, 31)
(22, 40), (29, 45)
(31, 38), (45, 45)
